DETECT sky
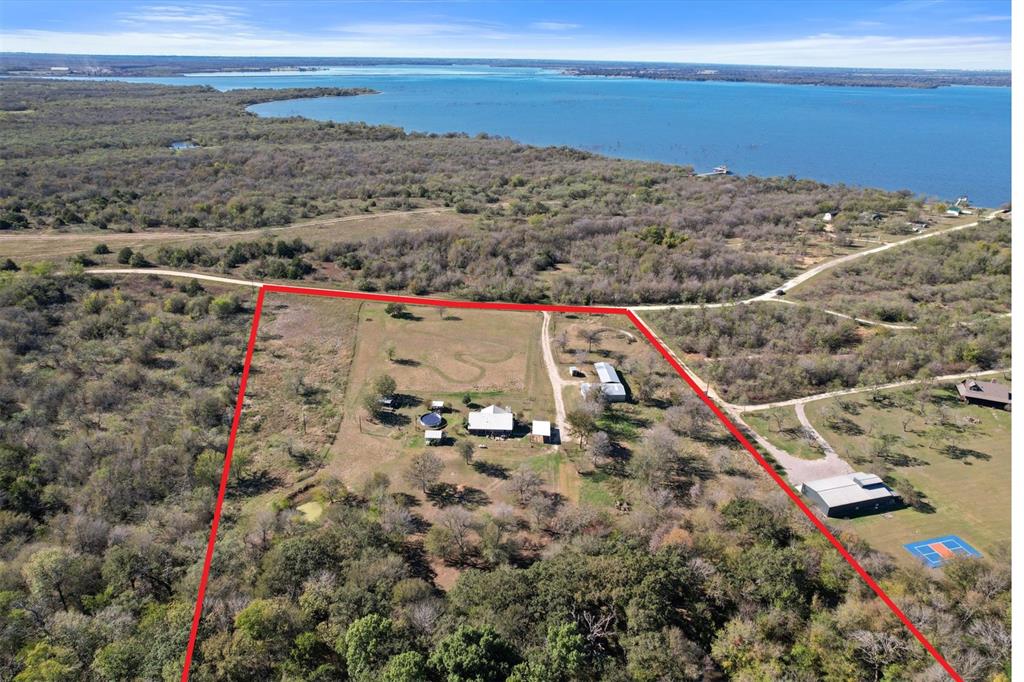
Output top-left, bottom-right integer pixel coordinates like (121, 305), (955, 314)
(0, 0), (1012, 70)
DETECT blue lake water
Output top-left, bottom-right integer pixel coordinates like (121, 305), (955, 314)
(102, 65), (1010, 205)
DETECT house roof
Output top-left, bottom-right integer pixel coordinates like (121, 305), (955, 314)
(532, 420), (551, 437)
(956, 379), (1011, 405)
(601, 382), (626, 397)
(580, 382), (626, 399)
(594, 362), (620, 384)
(802, 472), (896, 509)
(425, 430), (444, 439)
(468, 405), (514, 432)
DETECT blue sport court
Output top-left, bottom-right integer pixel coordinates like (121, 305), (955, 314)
(904, 535), (982, 568)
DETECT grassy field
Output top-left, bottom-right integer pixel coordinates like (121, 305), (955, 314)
(230, 293), (362, 516)
(0, 206), (469, 261)
(226, 300), (770, 589)
(743, 408), (824, 460)
(322, 302), (556, 501)
(803, 381), (1011, 566)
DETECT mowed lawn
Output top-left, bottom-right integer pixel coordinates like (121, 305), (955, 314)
(744, 408), (824, 460)
(804, 383), (1011, 566)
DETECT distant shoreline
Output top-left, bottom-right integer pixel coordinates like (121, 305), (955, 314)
(0, 53), (1010, 89)
(558, 65), (1011, 89)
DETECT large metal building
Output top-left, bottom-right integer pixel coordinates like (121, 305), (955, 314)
(801, 472), (901, 518)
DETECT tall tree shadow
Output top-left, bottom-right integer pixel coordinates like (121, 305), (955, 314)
(426, 483), (491, 510)
(938, 444), (991, 462)
(229, 469), (283, 498)
(471, 460), (509, 479)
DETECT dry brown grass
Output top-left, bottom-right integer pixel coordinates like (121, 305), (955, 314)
(0, 207), (469, 261)
(232, 293), (362, 514)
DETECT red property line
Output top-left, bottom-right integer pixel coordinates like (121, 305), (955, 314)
(180, 287), (265, 682)
(624, 311), (962, 682)
(180, 284), (962, 682)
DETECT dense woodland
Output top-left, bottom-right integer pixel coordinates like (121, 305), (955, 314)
(790, 220), (1012, 323)
(0, 79), (1012, 680)
(0, 268), (1011, 675)
(649, 303), (1011, 404)
(2, 79), (920, 304)
(0, 269), (1012, 680)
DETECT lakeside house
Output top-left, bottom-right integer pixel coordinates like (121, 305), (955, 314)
(801, 472), (900, 518)
(956, 379), (1011, 410)
(467, 405), (514, 436)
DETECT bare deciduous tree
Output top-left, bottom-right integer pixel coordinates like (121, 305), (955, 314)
(507, 466), (544, 506)
(403, 452), (443, 493)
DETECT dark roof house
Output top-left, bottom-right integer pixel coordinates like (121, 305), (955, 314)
(956, 379), (1011, 410)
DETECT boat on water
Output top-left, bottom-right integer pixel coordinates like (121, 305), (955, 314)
(697, 164), (730, 177)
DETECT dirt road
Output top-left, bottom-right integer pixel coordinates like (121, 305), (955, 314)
(87, 269), (264, 288)
(540, 312), (572, 445)
(730, 410), (853, 485)
(735, 368), (1011, 413)
(632, 211), (1003, 312)
(1, 207), (454, 259)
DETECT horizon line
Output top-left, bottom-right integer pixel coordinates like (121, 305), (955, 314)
(0, 51), (1012, 74)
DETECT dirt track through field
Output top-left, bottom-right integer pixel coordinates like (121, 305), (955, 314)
(0, 207), (455, 259)
(541, 312), (569, 445)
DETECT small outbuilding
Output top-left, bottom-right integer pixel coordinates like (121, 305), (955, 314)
(468, 405), (514, 436)
(425, 430), (445, 445)
(569, 366), (584, 378)
(430, 400), (447, 413)
(531, 420), (552, 444)
(801, 472), (901, 518)
(956, 379), (1011, 410)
